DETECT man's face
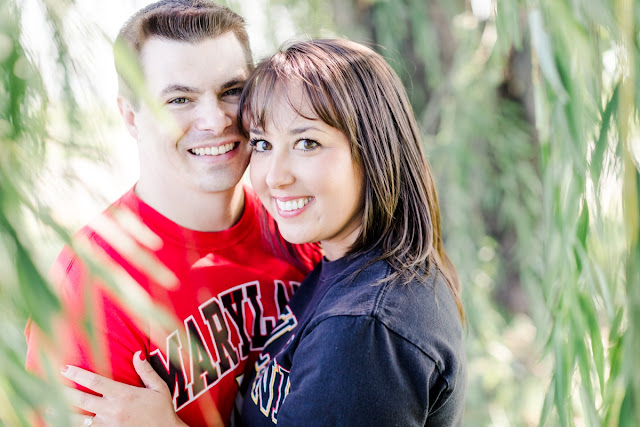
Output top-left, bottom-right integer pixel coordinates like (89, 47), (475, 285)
(126, 32), (251, 198)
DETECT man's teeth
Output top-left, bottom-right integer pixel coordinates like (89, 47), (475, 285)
(276, 197), (312, 212)
(191, 143), (235, 156)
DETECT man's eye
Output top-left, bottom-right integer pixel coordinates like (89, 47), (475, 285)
(223, 87), (243, 97)
(169, 97), (189, 104)
(294, 139), (319, 151)
(249, 139), (272, 152)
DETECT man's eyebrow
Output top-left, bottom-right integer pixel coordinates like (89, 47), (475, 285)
(160, 85), (200, 97)
(220, 78), (246, 91)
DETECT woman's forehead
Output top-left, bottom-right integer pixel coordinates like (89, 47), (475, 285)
(250, 82), (319, 129)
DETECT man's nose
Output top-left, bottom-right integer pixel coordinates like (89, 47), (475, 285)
(195, 98), (233, 134)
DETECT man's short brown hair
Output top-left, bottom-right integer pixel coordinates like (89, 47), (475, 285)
(115, 0), (252, 103)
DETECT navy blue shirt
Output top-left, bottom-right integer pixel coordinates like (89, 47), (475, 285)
(239, 249), (466, 426)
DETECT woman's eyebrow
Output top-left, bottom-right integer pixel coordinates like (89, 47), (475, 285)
(249, 125), (329, 136)
(289, 126), (329, 136)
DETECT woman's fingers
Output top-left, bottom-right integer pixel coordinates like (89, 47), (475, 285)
(42, 406), (97, 426)
(59, 357), (185, 427)
(70, 413), (96, 427)
(63, 387), (101, 415)
(59, 359), (184, 427)
(132, 351), (169, 393)
(61, 365), (123, 396)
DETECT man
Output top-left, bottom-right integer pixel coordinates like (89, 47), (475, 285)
(25, 1), (319, 425)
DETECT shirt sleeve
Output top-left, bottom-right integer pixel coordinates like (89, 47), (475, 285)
(275, 315), (453, 427)
(25, 245), (149, 394)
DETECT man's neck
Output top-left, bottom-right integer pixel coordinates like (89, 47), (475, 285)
(134, 181), (246, 232)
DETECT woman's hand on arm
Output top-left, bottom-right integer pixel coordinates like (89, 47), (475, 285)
(61, 351), (187, 427)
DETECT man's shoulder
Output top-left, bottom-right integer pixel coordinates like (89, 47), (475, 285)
(54, 189), (139, 277)
(78, 188), (139, 231)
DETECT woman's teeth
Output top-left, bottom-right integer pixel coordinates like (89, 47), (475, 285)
(276, 197), (312, 212)
(191, 143), (235, 156)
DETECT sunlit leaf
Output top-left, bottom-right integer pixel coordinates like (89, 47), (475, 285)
(591, 83), (619, 186)
(528, 9), (568, 100)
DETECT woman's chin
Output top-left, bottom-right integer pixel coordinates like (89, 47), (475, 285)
(278, 229), (314, 246)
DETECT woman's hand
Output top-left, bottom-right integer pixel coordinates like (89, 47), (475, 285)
(61, 351), (187, 427)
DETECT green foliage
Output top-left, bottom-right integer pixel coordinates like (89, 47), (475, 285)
(2, 0), (638, 425)
(1, 0), (59, 424)
(274, 0), (639, 424)
(0, 0), (115, 424)
(527, 0), (640, 423)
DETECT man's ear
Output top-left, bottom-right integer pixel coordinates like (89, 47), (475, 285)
(118, 96), (138, 139)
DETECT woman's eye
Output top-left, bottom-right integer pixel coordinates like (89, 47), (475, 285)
(250, 139), (272, 152)
(294, 139), (319, 151)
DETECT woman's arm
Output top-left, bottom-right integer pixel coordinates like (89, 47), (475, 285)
(61, 351), (187, 427)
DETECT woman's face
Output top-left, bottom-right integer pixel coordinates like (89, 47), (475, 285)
(248, 84), (364, 261)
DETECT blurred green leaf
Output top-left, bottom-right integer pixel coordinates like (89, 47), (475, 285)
(529, 9), (567, 100)
(2, 0), (638, 425)
(591, 83), (619, 187)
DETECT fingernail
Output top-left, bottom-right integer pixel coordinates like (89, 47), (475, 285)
(138, 352), (146, 362)
(60, 366), (69, 374)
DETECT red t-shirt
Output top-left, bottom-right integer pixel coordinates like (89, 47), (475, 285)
(25, 186), (321, 426)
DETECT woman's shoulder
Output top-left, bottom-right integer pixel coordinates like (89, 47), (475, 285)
(375, 264), (465, 357)
(315, 259), (465, 377)
(312, 254), (390, 318)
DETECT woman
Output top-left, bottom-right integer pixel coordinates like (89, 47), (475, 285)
(62, 38), (466, 426)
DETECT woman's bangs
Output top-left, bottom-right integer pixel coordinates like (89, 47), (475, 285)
(243, 68), (280, 132)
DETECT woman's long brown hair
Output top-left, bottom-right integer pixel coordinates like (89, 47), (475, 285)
(239, 38), (464, 323)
